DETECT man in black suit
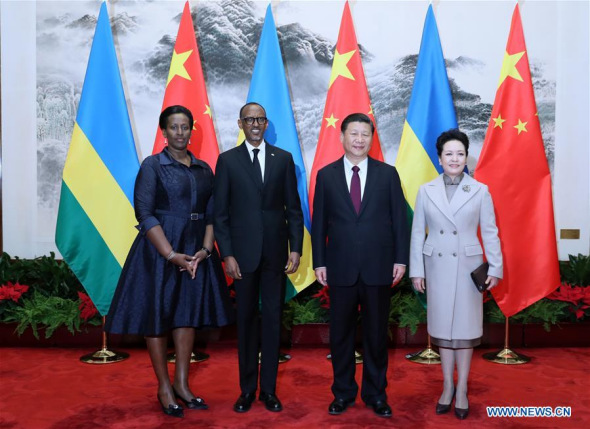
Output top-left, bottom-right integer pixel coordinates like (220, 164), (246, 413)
(311, 113), (409, 418)
(214, 102), (303, 413)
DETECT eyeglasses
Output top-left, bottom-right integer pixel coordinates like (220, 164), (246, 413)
(241, 117), (268, 125)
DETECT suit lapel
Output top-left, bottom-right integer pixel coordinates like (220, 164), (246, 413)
(448, 174), (481, 215)
(358, 157), (377, 217)
(264, 144), (276, 187)
(332, 157), (357, 215)
(425, 175), (456, 226)
(236, 142), (263, 190)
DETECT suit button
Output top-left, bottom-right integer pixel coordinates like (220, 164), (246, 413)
(438, 253), (442, 257)
(440, 230), (444, 234)
(453, 231), (457, 235)
(453, 252), (457, 257)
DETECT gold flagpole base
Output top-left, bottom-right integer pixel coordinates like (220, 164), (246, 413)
(258, 352), (291, 364)
(326, 350), (363, 364)
(167, 351), (210, 363)
(405, 347), (441, 364)
(482, 347), (530, 365)
(80, 347), (129, 364)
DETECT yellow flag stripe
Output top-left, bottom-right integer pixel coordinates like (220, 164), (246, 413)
(236, 129), (245, 146)
(288, 229), (314, 293)
(63, 123), (137, 266)
(396, 121), (439, 210)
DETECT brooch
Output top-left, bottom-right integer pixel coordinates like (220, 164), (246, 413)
(462, 185), (471, 192)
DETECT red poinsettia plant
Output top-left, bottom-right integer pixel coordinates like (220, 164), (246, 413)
(0, 282), (30, 303)
(546, 283), (590, 320)
(312, 285), (330, 309)
(78, 292), (99, 321)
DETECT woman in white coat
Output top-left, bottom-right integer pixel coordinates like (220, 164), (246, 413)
(410, 129), (502, 420)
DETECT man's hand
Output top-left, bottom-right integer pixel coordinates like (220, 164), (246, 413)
(392, 264), (406, 286)
(284, 252), (301, 274)
(315, 267), (328, 286)
(223, 256), (242, 280)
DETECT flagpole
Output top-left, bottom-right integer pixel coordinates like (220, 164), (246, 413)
(405, 334), (441, 364)
(80, 316), (129, 364)
(482, 317), (530, 364)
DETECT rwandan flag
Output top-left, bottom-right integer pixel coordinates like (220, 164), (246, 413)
(244, 5), (315, 300)
(396, 4), (457, 213)
(55, 2), (140, 316)
(395, 5), (457, 307)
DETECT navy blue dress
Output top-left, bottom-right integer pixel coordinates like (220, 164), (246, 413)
(106, 149), (234, 336)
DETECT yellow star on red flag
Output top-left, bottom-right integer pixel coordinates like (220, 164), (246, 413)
(166, 49), (193, 86)
(497, 50), (525, 88)
(329, 49), (356, 88)
(492, 114), (506, 129)
(325, 114), (339, 128)
(514, 119), (528, 134)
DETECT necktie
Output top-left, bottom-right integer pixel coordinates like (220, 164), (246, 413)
(252, 148), (263, 183)
(350, 165), (361, 214)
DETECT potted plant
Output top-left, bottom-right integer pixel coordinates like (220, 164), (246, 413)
(0, 252), (102, 345)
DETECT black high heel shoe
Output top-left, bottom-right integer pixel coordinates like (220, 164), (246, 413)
(173, 386), (209, 410)
(436, 389), (456, 415)
(455, 406), (469, 419)
(157, 395), (184, 418)
(454, 393), (469, 420)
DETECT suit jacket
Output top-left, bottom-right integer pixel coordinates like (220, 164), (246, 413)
(409, 174), (503, 341)
(213, 142), (303, 273)
(311, 156), (409, 286)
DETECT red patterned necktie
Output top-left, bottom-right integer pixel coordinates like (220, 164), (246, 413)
(350, 165), (361, 214)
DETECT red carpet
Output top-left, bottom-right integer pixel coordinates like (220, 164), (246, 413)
(0, 346), (587, 428)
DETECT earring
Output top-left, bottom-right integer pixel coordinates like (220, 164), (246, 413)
(188, 140), (192, 145)
(164, 138), (168, 145)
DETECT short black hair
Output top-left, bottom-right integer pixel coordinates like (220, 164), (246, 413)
(239, 102), (266, 119)
(159, 105), (194, 130)
(341, 113), (375, 134)
(436, 129), (469, 157)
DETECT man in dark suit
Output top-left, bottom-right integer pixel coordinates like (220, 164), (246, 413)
(214, 102), (303, 413)
(311, 113), (409, 418)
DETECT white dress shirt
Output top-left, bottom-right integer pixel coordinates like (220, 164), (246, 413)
(245, 140), (266, 182)
(343, 155), (368, 199)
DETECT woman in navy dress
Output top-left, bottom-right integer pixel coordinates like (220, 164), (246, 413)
(106, 105), (233, 418)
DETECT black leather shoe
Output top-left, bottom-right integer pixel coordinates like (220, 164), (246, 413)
(455, 406), (469, 420)
(157, 395), (184, 418)
(233, 393), (256, 413)
(328, 398), (355, 415)
(172, 387), (209, 410)
(367, 400), (392, 418)
(259, 392), (283, 412)
(436, 390), (455, 415)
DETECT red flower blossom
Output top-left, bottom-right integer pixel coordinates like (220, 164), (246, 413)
(547, 283), (585, 304)
(313, 285), (330, 309)
(0, 282), (29, 302)
(78, 292), (99, 320)
(547, 283), (590, 320)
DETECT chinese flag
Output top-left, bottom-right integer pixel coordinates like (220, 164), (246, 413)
(152, 1), (219, 172)
(474, 5), (560, 317)
(309, 1), (384, 212)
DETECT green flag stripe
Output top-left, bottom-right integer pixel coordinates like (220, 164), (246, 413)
(56, 183), (123, 316)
